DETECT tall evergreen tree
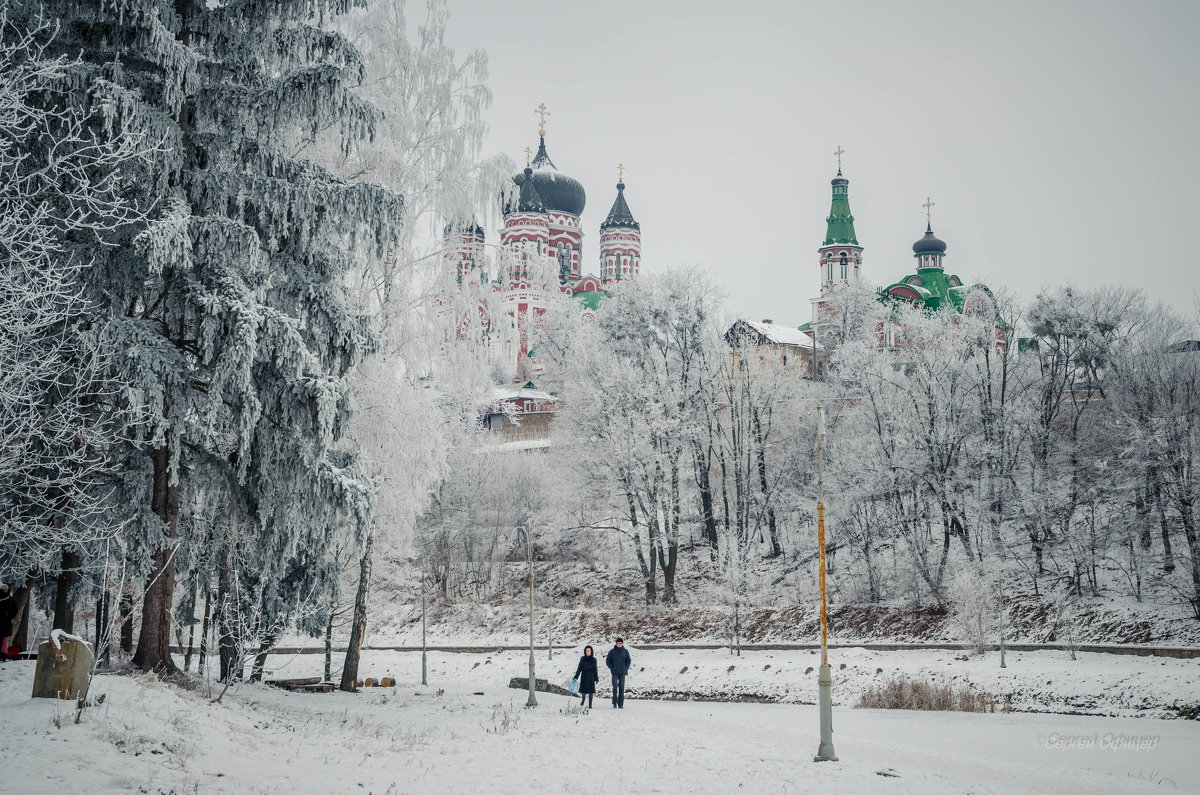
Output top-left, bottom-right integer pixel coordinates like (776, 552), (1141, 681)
(0, 11), (149, 615)
(25, 0), (401, 673)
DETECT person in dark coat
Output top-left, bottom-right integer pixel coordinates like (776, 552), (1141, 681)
(573, 645), (599, 709)
(605, 637), (631, 708)
(0, 583), (16, 661)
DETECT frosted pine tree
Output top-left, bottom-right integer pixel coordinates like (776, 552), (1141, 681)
(0, 13), (150, 610)
(28, 0), (403, 673)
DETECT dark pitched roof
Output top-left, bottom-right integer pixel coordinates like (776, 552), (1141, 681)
(601, 182), (639, 230)
(509, 166), (547, 213)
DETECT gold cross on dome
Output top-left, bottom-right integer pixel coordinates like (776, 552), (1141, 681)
(617, 162), (625, 182)
(524, 146), (532, 166)
(535, 102), (550, 135)
(923, 196), (935, 224)
(833, 145), (845, 171)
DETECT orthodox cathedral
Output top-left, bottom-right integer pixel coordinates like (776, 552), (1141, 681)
(440, 104), (640, 381)
(801, 148), (999, 351)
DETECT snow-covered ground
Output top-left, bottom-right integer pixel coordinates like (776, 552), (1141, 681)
(256, 645), (1200, 719)
(4, 646), (1197, 794)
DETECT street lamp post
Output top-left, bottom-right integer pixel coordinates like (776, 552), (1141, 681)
(814, 405), (838, 762)
(421, 591), (428, 685)
(522, 525), (538, 707)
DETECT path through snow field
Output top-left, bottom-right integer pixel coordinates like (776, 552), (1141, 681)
(2, 656), (1197, 794)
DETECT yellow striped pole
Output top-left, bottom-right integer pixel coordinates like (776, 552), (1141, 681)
(814, 406), (837, 762)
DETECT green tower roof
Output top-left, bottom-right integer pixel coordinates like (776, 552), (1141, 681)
(822, 170), (858, 246)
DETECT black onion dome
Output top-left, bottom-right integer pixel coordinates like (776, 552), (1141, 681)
(518, 136), (586, 216)
(601, 182), (639, 230)
(831, 168), (848, 187)
(912, 223), (947, 255)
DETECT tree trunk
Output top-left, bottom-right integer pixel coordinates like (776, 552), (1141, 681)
(1178, 501), (1200, 621)
(324, 608), (334, 682)
(119, 591), (134, 654)
(1137, 473), (1154, 550)
(752, 408), (782, 558)
(625, 490), (655, 604)
(693, 441), (719, 555)
(132, 442), (180, 674)
(52, 547), (80, 632)
(249, 634), (274, 682)
(1155, 483), (1175, 573)
(95, 590), (111, 666)
(198, 592), (211, 675)
(12, 575), (34, 651)
(184, 584), (197, 672)
(340, 530), (373, 692)
(217, 544), (240, 683)
(94, 593), (102, 658)
(660, 542), (678, 604)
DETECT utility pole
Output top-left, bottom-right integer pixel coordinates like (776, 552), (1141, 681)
(548, 601), (553, 660)
(421, 591), (428, 685)
(523, 525), (538, 707)
(814, 405), (838, 762)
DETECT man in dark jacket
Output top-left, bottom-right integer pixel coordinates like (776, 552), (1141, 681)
(605, 637), (631, 708)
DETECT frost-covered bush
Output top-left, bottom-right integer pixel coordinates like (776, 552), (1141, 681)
(856, 674), (996, 713)
(947, 567), (1001, 655)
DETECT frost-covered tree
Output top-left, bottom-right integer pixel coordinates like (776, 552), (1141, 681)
(1108, 305), (1200, 618)
(1015, 287), (1138, 579)
(25, 0), (403, 673)
(0, 13), (150, 606)
(832, 304), (993, 604)
(947, 565), (1001, 654)
(544, 269), (717, 604)
(311, 0), (501, 691)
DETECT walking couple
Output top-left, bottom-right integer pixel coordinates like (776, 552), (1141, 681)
(572, 638), (631, 710)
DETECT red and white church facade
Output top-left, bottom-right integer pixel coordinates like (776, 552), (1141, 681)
(440, 114), (640, 382)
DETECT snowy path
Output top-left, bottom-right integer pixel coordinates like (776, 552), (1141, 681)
(3, 656), (1197, 794)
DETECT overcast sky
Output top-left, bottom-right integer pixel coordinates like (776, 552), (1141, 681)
(443, 0), (1200, 327)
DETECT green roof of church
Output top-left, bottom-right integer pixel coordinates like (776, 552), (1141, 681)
(574, 290), (605, 310)
(823, 171), (858, 246)
(881, 227), (995, 314)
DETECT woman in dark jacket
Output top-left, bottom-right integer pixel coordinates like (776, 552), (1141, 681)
(573, 645), (599, 709)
